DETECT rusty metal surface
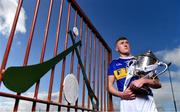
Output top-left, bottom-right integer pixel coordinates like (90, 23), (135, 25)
(32, 0), (54, 111)
(0, 0), (112, 111)
(0, 92), (93, 111)
(46, 0), (64, 111)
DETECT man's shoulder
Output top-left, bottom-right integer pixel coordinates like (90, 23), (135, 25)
(110, 58), (120, 65)
(111, 58), (119, 63)
(110, 56), (135, 67)
(110, 58), (124, 67)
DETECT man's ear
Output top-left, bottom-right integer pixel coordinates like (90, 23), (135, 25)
(115, 46), (118, 52)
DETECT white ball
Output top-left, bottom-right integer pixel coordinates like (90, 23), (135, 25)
(73, 27), (79, 37)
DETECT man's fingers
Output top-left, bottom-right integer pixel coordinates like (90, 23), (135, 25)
(128, 95), (136, 100)
(131, 96), (136, 100)
(130, 84), (138, 90)
(126, 86), (132, 90)
(131, 94), (136, 97)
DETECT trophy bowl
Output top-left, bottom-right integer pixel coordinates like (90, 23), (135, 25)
(134, 50), (158, 76)
(131, 51), (158, 95)
(126, 50), (169, 95)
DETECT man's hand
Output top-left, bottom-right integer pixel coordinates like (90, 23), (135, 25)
(130, 77), (161, 90)
(122, 87), (136, 100)
(130, 78), (145, 90)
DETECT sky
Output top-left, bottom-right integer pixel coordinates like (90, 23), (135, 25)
(0, 0), (180, 111)
(76, 0), (180, 111)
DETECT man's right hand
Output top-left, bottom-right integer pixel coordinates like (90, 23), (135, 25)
(122, 87), (136, 100)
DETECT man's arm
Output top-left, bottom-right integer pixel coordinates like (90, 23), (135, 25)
(108, 75), (136, 100)
(130, 77), (161, 89)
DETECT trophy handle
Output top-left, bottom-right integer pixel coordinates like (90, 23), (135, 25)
(154, 62), (168, 78)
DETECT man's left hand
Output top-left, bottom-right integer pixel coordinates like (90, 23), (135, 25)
(130, 78), (145, 90)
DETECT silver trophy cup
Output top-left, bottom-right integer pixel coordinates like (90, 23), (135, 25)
(130, 50), (168, 95)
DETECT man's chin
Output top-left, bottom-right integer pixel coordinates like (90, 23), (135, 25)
(123, 52), (130, 56)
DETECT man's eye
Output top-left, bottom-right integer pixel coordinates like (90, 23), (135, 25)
(120, 42), (124, 44)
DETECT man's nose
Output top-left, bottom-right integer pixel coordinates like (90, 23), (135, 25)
(124, 44), (128, 47)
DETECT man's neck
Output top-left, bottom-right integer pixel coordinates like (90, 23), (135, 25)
(119, 53), (131, 58)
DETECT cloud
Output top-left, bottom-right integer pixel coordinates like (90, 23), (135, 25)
(154, 46), (180, 111)
(165, 70), (180, 81)
(153, 81), (180, 111)
(0, 0), (26, 36)
(155, 46), (180, 67)
(0, 91), (68, 111)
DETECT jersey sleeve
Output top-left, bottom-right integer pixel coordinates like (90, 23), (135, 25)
(107, 62), (114, 76)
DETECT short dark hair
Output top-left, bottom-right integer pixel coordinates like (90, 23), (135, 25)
(115, 36), (128, 44)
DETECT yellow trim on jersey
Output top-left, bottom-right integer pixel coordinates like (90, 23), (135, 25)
(114, 68), (127, 80)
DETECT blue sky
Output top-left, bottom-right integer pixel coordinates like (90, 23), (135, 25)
(76, 0), (180, 111)
(0, 0), (180, 111)
(77, 0), (180, 56)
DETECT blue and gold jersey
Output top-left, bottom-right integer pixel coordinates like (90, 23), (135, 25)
(108, 56), (138, 91)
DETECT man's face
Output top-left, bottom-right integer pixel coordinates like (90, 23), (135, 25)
(116, 39), (130, 55)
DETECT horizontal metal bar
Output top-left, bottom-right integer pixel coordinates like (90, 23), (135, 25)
(0, 92), (93, 111)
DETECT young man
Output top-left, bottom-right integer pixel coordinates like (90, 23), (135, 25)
(108, 37), (161, 112)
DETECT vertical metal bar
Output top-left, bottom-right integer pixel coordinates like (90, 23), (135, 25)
(87, 31), (92, 109)
(107, 52), (113, 111)
(103, 50), (107, 111)
(46, 0), (65, 111)
(97, 41), (100, 101)
(70, 10), (77, 73)
(168, 68), (177, 112)
(75, 17), (83, 112)
(91, 33), (97, 110)
(32, 0), (54, 111)
(92, 35), (96, 92)
(23, 0), (40, 66)
(0, 0), (23, 82)
(100, 45), (103, 111)
(58, 1), (71, 111)
(13, 0), (40, 111)
(67, 9), (77, 112)
(82, 24), (88, 110)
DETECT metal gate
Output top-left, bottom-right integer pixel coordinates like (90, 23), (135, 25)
(0, 0), (113, 111)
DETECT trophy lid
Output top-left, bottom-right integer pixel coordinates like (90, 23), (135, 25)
(135, 50), (159, 67)
(141, 50), (158, 61)
(144, 50), (158, 60)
